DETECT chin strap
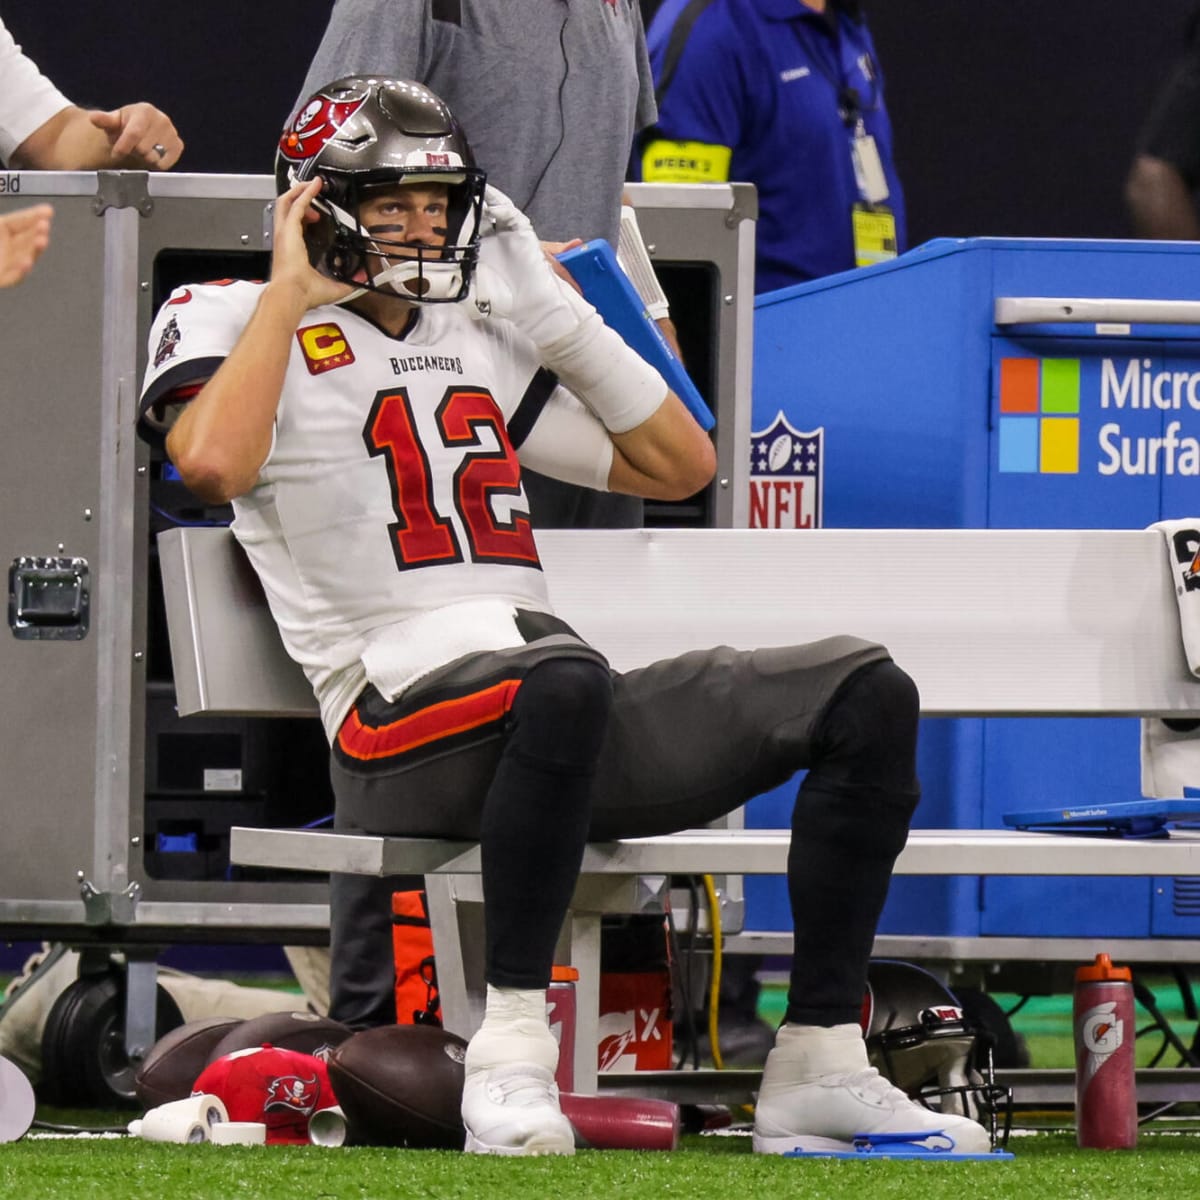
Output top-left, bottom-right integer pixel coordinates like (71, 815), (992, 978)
(369, 256), (465, 302)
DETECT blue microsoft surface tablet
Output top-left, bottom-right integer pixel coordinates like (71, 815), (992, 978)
(556, 239), (715, 431)
(1002, 799), (1200, 835)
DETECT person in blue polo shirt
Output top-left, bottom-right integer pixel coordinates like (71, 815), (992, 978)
(637, 0), (906, 293)
(636, 0), (907, 1066)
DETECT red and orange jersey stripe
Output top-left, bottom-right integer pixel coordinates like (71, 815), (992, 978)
(336, 678), (523, 762)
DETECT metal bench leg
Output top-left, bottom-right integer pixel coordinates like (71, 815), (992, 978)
(425, 872), (664, 1097)
(424, 874), (486, 1040)
(566, 909), (602, 1095)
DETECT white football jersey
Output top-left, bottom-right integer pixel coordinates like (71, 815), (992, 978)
(141, 281), (612, 739)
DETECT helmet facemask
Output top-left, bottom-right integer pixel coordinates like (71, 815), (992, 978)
(868, 1008), (1013, 1148)
(862, 961), (1014, 1150)
(313, 169), (485, 304)
(276, 77), (486, 305)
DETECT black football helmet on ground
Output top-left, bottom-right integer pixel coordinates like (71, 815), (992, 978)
(276, 76), (486, 303)
(861, 959), (1012, 1147)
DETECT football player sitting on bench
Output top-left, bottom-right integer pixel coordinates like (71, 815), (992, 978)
(138, 76), (991, 1158)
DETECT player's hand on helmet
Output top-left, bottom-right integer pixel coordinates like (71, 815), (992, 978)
(87, 103), (183, 170)
(471, 186), (591, 345)
(269, 178), (355, 311)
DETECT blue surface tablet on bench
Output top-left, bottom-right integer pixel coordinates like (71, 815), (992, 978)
(556, 239), (715, 431)
(1002, 799), (1200, 836)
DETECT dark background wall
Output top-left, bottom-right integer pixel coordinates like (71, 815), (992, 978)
(1, 2), (332, 173)
(867, 1), (1196, 244)
(2, 1), (1196, 245)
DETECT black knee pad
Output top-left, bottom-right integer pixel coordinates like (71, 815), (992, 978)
(507, 656), (614, 773)
(811, 658), (920, 796)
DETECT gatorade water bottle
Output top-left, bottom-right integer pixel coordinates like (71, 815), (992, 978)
(1074, 953), (1137, 1149)
(546, 964), (579, 1093)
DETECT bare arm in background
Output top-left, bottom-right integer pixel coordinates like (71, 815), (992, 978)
(1126, 154), (1200, 239)
(12, 102), (183, 171)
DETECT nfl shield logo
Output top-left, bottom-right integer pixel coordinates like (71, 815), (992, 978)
(749, 412), (823, 528)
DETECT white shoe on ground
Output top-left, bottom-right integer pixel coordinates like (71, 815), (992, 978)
(461, 1000), (575, 1156)
(462, 1059), (575, 1156)
(753, 1064), (992, 1154)
(752, 1021), (992, 1155)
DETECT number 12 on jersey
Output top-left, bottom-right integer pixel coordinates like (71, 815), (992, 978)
(364, 386), (541, 571)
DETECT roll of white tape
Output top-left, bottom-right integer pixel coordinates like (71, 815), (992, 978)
(194, 1094), (229, 1130)
(134, 1094), (231, 1143)
(210, 1121), (267, 1146)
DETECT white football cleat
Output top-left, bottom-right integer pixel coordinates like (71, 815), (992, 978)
(461, 1015), (575, 1156)
(753, 1064), (992, 1154)
(752, 1021), (992, 1155)
(462, 1061), (575, 1156)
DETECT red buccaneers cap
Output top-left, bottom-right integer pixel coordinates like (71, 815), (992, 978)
(192, 1045), (339, 1145)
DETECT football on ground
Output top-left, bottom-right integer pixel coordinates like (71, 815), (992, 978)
(205, 1010), (353, 1066)
(134, 1016), (242, 1108)
(328, 1024), (468, 1149)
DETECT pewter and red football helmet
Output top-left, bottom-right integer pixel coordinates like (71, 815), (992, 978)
(276, 76), (486, 303)
(862, 959), (1012, 1145)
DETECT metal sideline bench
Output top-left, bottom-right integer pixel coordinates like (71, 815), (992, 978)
(160, 524), (1200, 1095)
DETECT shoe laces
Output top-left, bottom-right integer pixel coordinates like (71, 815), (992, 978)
(840, 1066), (918, 1106)
(483, 1065), (559, 1109)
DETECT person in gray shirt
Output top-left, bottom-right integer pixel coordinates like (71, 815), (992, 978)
(299, 0), (655, 264)
(300, 2), (676, 370)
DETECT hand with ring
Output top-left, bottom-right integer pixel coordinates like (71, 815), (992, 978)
(87, 102), (183, 169)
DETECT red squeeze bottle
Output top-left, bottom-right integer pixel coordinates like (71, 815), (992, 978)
(1074, 953), (1137, 1149)
(546, 964), (579, 1093)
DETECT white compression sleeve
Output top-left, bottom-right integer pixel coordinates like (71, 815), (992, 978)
(536, 288), (667, 434)
(517, 386), (615, 491)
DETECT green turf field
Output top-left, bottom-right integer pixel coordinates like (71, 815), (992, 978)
(3, 973), (1199, 1197)
(3, 1128), (1198, 1200)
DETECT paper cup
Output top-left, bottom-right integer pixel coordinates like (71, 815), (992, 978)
(308, 1106), (348, 1147)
